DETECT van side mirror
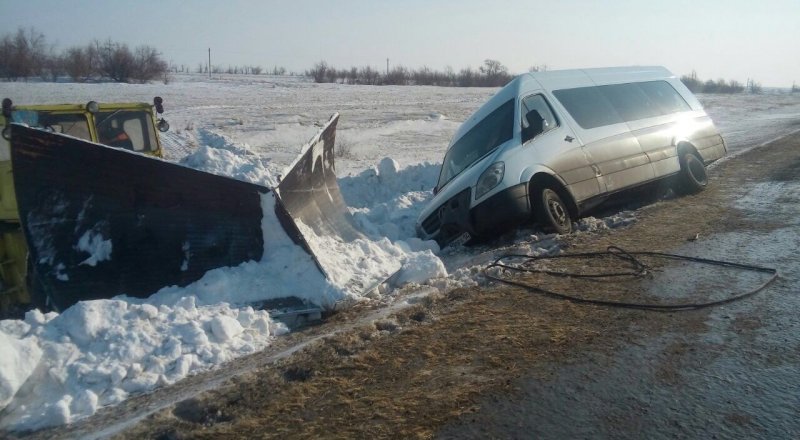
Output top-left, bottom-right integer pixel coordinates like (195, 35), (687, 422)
(522, 109), (544, 143)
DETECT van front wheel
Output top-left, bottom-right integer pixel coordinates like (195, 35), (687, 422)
(534, 187), (572, 234)
(674, 153), (707, 195)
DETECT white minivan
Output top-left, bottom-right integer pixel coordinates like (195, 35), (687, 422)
(417, 66), (726, 247)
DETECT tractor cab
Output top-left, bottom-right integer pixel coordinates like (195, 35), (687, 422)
(0, 97), (169, 316)
(1, 97), (168, 159)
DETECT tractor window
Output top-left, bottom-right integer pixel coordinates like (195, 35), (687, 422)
(12, 111), (92, 141)
(96, 110), (158, 152)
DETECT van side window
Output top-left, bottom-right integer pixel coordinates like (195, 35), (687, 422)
(554, 81), (691, 130)
(598, 83), (662, 121)
(521, 94), (557, 143)
(552, 87), (623, 129)
(638, 81), (691, 114)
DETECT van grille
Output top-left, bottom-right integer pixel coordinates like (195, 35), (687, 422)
(421, 188), (471, 235)
(422, 210), (441, 234)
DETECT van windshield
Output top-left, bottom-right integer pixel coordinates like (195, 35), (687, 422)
(437, 99), (514, 190)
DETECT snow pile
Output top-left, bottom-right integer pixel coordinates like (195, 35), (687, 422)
(0, 300), (282, 431)
(0, 331), (42, 409)
(340, 158), (440, 242)
(179, 128), (280, 188)
(575, 212), (637, 232)
(295, 221), (405, 293)
(151, 193), (343, 308)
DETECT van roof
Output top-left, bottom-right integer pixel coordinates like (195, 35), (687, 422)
(448, 66), (676, 146)
(524, 65), (674, 91)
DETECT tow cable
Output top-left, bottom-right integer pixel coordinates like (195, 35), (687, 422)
(483, 246), (779, 311)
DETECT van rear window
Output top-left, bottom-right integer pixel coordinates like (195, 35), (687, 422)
(554, 81), (690, 129)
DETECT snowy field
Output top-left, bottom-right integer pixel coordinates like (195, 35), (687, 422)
(1, 74), (799, 432)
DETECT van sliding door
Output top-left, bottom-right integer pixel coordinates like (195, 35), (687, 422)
(625, 81), (694, 178)
(521, 93), (600, 203)
(553, 86), (655, 194)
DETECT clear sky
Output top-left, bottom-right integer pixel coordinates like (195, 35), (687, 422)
(1, 0), (798, 86)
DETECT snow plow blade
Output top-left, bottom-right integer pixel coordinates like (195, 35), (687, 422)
(275, 114), (401, 294)
(11, 124), (269, 310)
(275, 114), (362, 256)
(12, 114), (397, 312)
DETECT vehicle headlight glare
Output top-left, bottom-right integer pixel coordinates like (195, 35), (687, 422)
(475, 162), (504, 199)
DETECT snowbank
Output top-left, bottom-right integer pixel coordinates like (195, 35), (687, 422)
(0, 113), (449, 432)
(0, 331), (42, 409)
(0, 301), (282, 431)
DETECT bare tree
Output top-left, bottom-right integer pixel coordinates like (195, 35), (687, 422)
(479, 59), (510, 86)
(307, 61), (328, 83)
(0, 28), (49, 81)
(457, 67), (476, 87)
(40, 51), (63, 82)
(302, 60), (517, 88)
(0, 36), (15, 80)
(384, 66), (408, 85)
(63, 46), (94, 82)
(358, 66), (379, 85)
(130, 45), (167, 83)
(746, 78), (762, 94)
(95, 40), (135, 82)
(680, 70), (702, 92)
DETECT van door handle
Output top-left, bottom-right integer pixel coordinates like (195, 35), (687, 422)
(564, 135), (575, 143)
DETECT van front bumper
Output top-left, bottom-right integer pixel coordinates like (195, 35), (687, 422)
(417, 183), (532, 247)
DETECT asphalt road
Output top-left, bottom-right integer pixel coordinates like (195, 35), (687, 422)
(439, 133), (800, 439)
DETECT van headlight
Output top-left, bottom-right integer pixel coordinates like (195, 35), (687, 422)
(475, 162), (505, 199)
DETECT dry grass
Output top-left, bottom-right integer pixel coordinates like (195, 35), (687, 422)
(108, 135), (800, 440)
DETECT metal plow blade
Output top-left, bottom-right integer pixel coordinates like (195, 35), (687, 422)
(11, 124), (269, 311)
(276, 114), (401, 294)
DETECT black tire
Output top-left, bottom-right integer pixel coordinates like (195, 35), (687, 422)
(674, 152), (708, 195)
(534, 187), (573, 234)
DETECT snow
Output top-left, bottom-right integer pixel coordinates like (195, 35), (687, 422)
(1, 74), (798, 432)
(0, 331), (42, 409)
(0, 301), (282, 431)
(75, 226), (113, 267)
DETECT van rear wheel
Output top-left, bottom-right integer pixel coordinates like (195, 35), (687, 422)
(534, 187), (572, 234)
(674, 152), (707, 195)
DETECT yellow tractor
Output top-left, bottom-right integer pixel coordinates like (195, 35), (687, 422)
(6, 107), (385, 319)
(0, 97), (169, 315)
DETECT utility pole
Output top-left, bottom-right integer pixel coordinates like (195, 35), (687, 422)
(208, 48), (211, 79)
(386, 58), (389, 75)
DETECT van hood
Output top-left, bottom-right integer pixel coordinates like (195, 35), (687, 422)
(418, 143), (507, 225)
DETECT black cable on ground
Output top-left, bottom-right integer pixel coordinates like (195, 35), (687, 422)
(483, 246), (779, 312)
